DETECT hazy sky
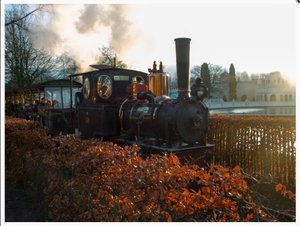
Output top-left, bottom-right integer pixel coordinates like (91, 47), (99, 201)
(2, 0), (298, 82)
(127, 3), (296, 80)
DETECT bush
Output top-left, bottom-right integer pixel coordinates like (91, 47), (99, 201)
(5, 117), (51, 189)
(5, 117), (295, 222)
(42, 134), (270, 221)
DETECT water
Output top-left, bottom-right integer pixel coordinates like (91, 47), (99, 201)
(209, 106), (295, 116)
(170, 91), (295, 116)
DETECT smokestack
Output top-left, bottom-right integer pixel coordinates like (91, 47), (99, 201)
(174, 37), (191, 101)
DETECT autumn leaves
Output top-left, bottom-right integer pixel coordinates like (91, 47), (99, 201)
(5, 117), (294, 221)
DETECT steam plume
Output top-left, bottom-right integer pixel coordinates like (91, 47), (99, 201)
(31, 4), (136, 72)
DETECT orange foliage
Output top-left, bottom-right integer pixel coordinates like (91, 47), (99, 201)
(275, 184), (296, 201)
(5, 116), (280, 222)
(5, 117), (51, 187)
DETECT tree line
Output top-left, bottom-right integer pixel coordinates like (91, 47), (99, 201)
(5, 4), (237, 100)
(200, 62), (237, 101)
(5, 5), (77, 89)
(5, 5), (123, 90)
(168, 63), (237, 101)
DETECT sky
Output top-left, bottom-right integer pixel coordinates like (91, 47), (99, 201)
(128, 3), (296, 79)
(2, 0), (298, 82)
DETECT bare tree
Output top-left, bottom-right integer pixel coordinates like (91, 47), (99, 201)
(190, 65), (201, 84)
(5, 5), (45, 30)
(5, 5), (53, 88)
(97, 46), (127, 68)
(52, 53), (78, 78)
(5, 5), (75, 88)
(206, 64), (227, 99)
(208, 64), (225, 83)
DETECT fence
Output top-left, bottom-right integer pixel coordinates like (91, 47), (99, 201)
(206, 115), (296, 190)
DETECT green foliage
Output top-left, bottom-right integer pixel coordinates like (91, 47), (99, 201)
(228, 64), (237, 101)
(200, 63), (210, 97)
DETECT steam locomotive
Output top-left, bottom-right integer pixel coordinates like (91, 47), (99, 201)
(6, 38), (213, 159)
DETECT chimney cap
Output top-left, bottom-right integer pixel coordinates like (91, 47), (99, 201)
(175, 37), (191, 41)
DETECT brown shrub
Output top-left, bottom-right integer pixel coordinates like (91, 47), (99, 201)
(6, 116), (291, 222)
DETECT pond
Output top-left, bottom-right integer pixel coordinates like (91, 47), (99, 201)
(209, 106), (295, 116)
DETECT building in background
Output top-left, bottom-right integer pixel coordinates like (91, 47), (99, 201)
(254, 72), (295, 102)
(210, 71), (295, 102)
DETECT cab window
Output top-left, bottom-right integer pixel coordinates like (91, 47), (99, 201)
(97, 75), (113, 99)
(83, 78), (90, 99)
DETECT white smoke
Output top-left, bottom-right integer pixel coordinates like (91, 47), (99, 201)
(30, 4), (137, 72)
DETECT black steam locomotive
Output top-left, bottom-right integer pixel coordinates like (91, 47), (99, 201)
(6, 38), (212, 158)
